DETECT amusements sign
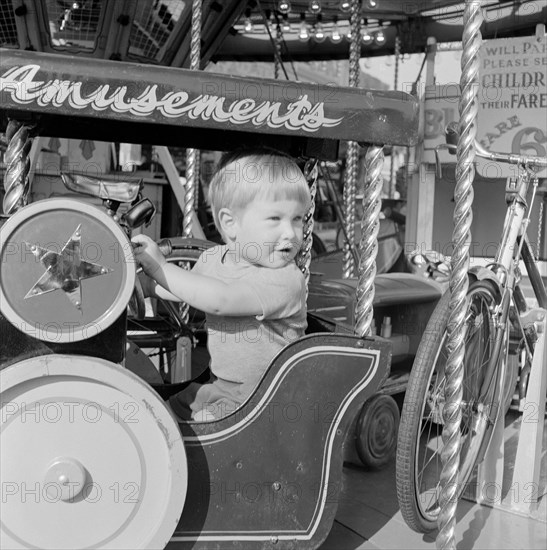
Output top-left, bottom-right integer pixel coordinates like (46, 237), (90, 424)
(0, 49), (420, 147)
(424, 35), (547, 178)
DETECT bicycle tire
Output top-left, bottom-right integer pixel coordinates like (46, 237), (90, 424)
(396, 280), (509, 533)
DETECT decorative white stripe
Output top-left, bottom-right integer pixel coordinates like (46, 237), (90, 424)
(183, 345), (378, 444)
(173, 344), (380, 543)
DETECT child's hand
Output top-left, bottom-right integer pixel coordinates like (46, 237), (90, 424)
(131, 234), (166, 278)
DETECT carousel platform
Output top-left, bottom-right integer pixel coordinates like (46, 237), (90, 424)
(320, 410), (546, 550)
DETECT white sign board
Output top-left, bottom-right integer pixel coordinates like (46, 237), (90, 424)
(424, 35), (547, 178)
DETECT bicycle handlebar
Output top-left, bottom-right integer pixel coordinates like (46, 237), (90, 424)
(443, 122), (547, 170)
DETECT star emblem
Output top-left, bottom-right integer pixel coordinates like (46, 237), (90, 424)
(24, 224), (113, 312)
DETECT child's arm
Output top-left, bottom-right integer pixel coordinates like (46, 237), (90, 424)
(132, 234), (263, 316)
(138, 272), (182, 302)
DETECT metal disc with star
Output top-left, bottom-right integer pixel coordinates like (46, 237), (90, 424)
(0, 198), (135, 343)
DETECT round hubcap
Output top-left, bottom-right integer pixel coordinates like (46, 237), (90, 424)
(1, 354), (187, 549)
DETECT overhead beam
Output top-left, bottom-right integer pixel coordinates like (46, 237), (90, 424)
(0, 49), (420, 147)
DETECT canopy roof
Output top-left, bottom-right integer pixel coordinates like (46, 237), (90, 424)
(1, 1), (544, 66)
(220, 0), (546, 61)
(1, 0), (543, 156)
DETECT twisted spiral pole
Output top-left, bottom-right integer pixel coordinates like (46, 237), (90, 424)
(355, 146), (384, 337)
(3, 120), (33, 215)
(297, 160), (318, 296)
(180, 0), (202, 324)
(437, 2), (483, 549)
(184, 0), (202, 238)
(342, 0), (361, 279)
(536, 187), (543, 262)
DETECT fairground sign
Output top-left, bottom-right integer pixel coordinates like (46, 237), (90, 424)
(0, 49), (419, 147)
(424, 34), (547, 178)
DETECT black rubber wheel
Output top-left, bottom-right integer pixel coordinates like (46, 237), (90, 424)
(355, 393), (400, 469)
(395, 281), (510, 533)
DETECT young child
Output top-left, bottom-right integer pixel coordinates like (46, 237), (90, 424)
(132, 148), (311, 421)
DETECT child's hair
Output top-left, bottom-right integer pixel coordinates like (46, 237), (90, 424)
(208, 147), (311, 236)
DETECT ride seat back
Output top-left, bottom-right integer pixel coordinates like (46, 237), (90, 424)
(172, 332), (390, 549)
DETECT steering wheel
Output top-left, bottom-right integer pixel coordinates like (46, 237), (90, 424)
(127, 273), (146, 320)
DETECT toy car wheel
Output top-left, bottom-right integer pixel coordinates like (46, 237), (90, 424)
(0, 354), (187, 549)
(355, 394), (400, 469)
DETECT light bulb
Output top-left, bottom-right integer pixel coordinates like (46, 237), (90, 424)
(361, 27), (373, 44)
(299, 15), (310, 41)
(278, 1), (291, 14)
(244, 17), (253, 33)
(374, 29), (385, 44)
(309, 1), (321, 14)
(365, 0), (378, 8)
(314, 22), (325, 42)
(331, 22), (342, 43)
(340, 1), (351, 12)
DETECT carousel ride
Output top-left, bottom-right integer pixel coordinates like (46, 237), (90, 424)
(0, 0), (420, 544)
(1, 1), (546, 549)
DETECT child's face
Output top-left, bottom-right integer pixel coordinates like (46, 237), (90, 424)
(233, 197), (307, 268)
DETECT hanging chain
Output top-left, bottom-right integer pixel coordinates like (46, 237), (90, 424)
(389, 34), (401, 198)
(274, 22), (282, 80)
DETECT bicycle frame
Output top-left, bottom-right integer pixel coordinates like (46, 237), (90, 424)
(436, 126), (547, 406)
(484, 168), (546, 335)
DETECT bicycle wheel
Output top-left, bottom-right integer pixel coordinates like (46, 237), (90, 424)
(396, 281), (509, 533)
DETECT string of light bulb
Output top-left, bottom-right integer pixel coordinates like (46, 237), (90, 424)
(276, 0), (380, 16)
(277, 1), (379, 14)
(239, 1), (388, 45)
(239, 20), (387, 46)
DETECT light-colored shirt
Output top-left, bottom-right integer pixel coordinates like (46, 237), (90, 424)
(193, 245), (307, 389)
